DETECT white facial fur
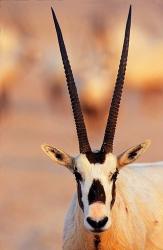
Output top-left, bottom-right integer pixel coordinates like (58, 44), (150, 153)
(75, 153), (117, 232)
(41, 140), (150, 232)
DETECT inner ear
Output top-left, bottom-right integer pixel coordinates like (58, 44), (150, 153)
(41, 144), (74, 170)
(117, 140), (151, 168)
(128, 145), (142, 159)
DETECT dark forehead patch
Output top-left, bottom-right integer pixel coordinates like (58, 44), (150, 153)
(86, 151), (106, 164)
(88, 179), (106, 204)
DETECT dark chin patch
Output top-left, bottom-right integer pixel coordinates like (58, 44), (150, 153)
(88, 179), (106, 204)
(94, 235), (101, 250)
(86, 151), (106, 164)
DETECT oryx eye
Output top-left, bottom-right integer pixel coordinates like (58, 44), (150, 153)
(74, 172), (83, 182)
(111, 170), (119, 181)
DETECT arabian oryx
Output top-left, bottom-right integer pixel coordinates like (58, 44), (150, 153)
(41, 6), (163, 250)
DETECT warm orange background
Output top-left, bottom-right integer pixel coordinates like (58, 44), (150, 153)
(0, 1), (163, 249)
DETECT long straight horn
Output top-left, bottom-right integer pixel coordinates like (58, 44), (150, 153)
(101, 6), (132, 153)
(51, 7), (91, 154)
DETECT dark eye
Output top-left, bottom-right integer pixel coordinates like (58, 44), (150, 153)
(111, 170), (119, 181)
(74, 172), (83, 182)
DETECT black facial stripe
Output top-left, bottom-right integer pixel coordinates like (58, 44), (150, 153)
(110, 169), (119, 209)
(73, 167), (84, 210)
(86, 151), (106, 164)
(111, 169), (119, 182)
(74, 172), (83, 182)
(88, 179), (106, 205)
(110, 179), (116, 209)
(77, 180), (84, 210)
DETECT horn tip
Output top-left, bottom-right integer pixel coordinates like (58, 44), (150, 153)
(128, 5), (132, 18)
(51, 6), (54, 15)
(51, 6), (59, 29)
(51, 6), (55, 19)
(126, 5), (132, 29)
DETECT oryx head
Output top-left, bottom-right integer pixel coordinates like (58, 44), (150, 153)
(42, 6), (151, 233)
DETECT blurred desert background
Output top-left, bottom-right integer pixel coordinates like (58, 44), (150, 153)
(0, 0), (163, 249)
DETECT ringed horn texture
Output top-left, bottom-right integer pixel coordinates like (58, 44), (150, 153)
(51, 6), (131, 154)
(101, 6), (131, 153)
(51, 7), (91, 154)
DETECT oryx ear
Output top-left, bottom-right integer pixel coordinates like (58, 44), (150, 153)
(117, 140), (151, 168)
(41, 144), (74, 170)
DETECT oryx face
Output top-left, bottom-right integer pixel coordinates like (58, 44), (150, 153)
(74, 153), (117, 232)
(41, 6), (151, 233)
(42, 140), (150, 232)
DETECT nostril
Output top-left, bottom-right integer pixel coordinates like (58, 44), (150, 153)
(87, 216), (108, 229)
(87, 217), (98, 228)
(98, 216), (108, 228)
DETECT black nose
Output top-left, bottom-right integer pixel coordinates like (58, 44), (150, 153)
(87, 216), (108, 230)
